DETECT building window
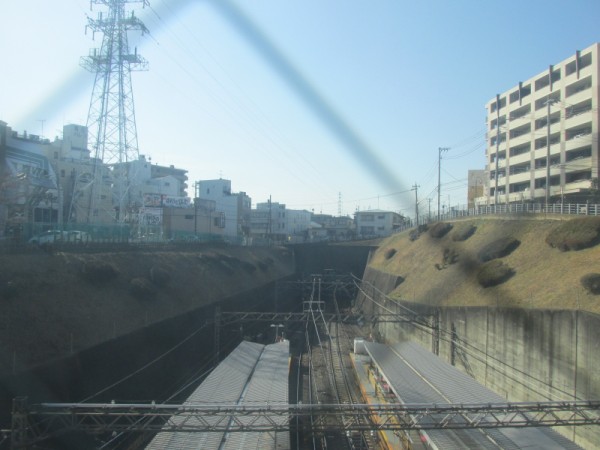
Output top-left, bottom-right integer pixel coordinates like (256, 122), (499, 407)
(534, 112), (560, 130)
(565, 123), (592, 141)
(535, 92), (561, 110)
(534, 176), (559, 188)
(509, 124), (530, 139)
(566, 76), (592, 97)
(509, 163), (530, 175)
(490, 133), (506, 147)
(490, 115), (507, 130)
(535, 74), (550, 91)
(579, 52), (592, 69)
(566, 145), (592, 162)
(566, 99), (592, 118)
(566, 59), (577, 76)
(509, 181), (529, 193)
(490, 96), (506, 113)
(566, 170), (591, 184)
(509, 104), (530, 121)
(534, 132), (560, 149)
(509, 143), (530, 157)
(490, 150), (506, 164)
(184, 214), (193, 220)
(490, 169), (506, 179)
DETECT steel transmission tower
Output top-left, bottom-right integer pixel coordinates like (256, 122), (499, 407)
(81, 0), (149, 223)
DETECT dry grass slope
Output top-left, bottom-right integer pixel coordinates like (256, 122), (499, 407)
(369, 218), (600, 313)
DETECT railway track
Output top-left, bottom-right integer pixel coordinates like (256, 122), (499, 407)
(294, 274), (386, 449)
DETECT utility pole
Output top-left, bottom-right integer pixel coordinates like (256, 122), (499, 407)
(267, 195), (272, 244)
(412, 183), (420, 227)
(193, 182), (198, 236)
(437, 147), (449, 221)
(37, 119), (46, 139)
(428, 198), (432, 223)
(545, 98), (554, 208)
(494, 94), (501, 206)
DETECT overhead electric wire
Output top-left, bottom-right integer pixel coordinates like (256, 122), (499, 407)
(146, 0), (346, 197)
(352, 276), (583, 401)
(78, 321), (211, 403)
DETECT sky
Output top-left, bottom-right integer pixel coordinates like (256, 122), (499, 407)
(1, 0), (599, 217)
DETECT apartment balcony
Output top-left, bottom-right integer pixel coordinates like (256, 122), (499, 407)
(549, 165), (562, 177)
(565, 84), (593, 104)
(534, 143), (561, 160)
(532, 187), (546, 200)
(508, 152), (531, 166)
(508, 171), (531, 184)
(529, 186), (563, 200)
(565, 133), (593, 152)
(549, 120), (563, 135)
(564, 156), (592, 174)
(507, 132), (531, 148)
(564, 179), (592, 194)
(564, 61), (593, 81)
(565, 109), (592, 128)
(506, 191), (531, 203)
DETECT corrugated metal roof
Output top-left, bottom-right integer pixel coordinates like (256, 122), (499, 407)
(365, 341), (582, 450)
(146, 340), (290, 450)
(223, 341), (290, 450)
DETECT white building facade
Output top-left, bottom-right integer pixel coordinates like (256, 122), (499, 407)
(198, 179), (251, 240)
(250, 201), (312, 243)
(481, 43), (599, 206)
(354, 209), (405, 238)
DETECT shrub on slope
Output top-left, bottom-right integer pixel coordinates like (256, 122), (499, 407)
(478, 237), (520, 262)
(546, 217), (600, 251)
(477, 260), (515, 288)
(429, 222), (453, 238)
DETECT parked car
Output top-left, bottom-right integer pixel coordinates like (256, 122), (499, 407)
(66, 230), (91, 243)
(28, 230), (68, 244)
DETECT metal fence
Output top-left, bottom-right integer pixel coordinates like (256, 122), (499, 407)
(423, 202), (600, 225)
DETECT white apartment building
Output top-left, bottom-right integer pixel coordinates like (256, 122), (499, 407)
(354, 209), (405, 238)
(250, 201), (312, 243)
(482, 43), (599, 205)
(198, 179), (251, 239)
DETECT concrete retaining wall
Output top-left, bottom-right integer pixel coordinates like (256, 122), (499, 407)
(362, 267), (600, 449)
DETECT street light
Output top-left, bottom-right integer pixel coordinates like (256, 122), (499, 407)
(270, 323), (284, 342)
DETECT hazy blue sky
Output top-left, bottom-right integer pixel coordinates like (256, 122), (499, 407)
(1, 0), (599, 216)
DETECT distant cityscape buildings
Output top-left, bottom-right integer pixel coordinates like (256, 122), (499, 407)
(2, 40), (598, 242)
(0, 121), (367, 242)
